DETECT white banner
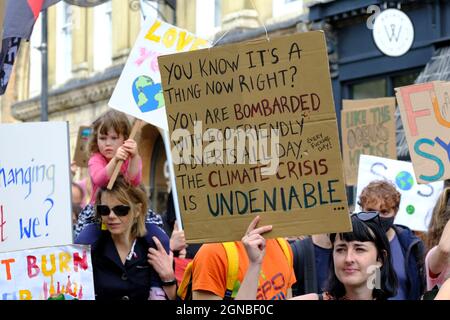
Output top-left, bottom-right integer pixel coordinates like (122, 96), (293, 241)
(109, 17), (210, 130)
(356, 154), (443, 231)
(0, 122), (73, 252)
(0, 244), (95, 300)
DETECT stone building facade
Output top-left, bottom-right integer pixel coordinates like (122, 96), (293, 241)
(2, 0), (310, 212)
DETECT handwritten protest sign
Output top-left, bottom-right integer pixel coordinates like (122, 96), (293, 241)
(356, 154), (443, 231)
(341, 98), (396, 185)
(159, 31), (351, 243)
(396, 81), (450, 183)
(0, 244), (95, 300)
(73, 126), (92, 168)
(0, 122), (73, 252)
(109, 17), (210, 130)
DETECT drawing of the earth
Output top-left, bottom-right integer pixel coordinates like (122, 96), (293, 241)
(395, 171), (414, 191)
(132, 75), (164, 112)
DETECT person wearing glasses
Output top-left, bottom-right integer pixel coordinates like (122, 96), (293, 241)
(235, 212), (398, 300)
(358, 180), (425, 300)
(75, 177), (176, 300)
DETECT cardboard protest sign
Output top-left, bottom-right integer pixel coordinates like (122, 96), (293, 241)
(109, 17), (210, 130)
(0, 244), (95, 300)
(356, 154), (443, 231)
(0, 122), (73, 252)
(395, 81), (450, 183)
(159, 31), (351, 243)
(341, 98), (396, 185)
(73, 126), (92, 168)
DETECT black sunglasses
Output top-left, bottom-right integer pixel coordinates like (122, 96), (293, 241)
(351, 211), (381, 224)
(96, 205), (131, 217)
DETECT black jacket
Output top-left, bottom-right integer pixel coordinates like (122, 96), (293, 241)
(76, 223), (170, 300)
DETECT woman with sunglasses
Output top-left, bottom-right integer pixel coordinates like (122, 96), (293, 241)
(235, 212), (398, 300)
(75, 177), (176, 300)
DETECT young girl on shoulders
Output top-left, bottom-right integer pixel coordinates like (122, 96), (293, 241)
(74, 110), (143, 236)
(88, 109), (142, 203)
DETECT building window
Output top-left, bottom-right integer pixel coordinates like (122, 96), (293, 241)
(272, 0), (303, 18)
(348, 69), (421, 99)
(93, 1), (112, 71)
(196, 0), (221, 39)
(350, 78), (387, 99)
(392, 72), (420, 91)
(56, 2), (73, 84)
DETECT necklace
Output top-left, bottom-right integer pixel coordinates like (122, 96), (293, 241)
(125, 239), (137, 261)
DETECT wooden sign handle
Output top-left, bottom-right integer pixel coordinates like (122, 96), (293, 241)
(107, 119), (142, 190)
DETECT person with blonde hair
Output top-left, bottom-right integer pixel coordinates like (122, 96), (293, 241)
(76, 177), (176, 300)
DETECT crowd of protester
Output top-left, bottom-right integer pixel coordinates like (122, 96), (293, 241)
(68, 109), (450, 300)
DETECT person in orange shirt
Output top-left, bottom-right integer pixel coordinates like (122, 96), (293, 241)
(191, 216), (295, 300)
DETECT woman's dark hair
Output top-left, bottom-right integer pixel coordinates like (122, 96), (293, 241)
(325, 215), (398, 300)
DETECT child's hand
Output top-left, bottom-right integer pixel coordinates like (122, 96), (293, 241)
(122, 139), (138, 158)
(114, 145), (129, 161)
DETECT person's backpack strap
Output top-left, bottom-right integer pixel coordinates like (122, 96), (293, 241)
(291, 239), (304, 296)
(177, 242), (240, 300)
(223, 242), (239, 299)
(276, 238), (293, 267)
(301, 237), (318, 294)
(177, 261), (194, 300)
(290, 237), (318, 296)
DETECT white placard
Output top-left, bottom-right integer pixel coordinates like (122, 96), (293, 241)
(0, 122), (73, 252)
(356, 154), (443, 231)
(109, 17), (210, 130)
(0, 244), (95, 300)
